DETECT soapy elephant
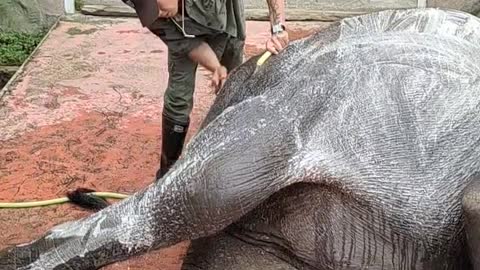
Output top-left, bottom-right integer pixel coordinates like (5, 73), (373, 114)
(1, 7), (480, 270)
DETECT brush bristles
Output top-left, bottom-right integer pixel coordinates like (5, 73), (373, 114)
(66, 188), (110, 211)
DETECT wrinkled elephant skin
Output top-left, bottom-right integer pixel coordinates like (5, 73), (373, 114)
(1, 7), (480, 270)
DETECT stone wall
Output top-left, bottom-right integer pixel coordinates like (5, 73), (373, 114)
(0, 0), (64, 34)
(41, 0), (66, 16)
(83, 0), (480, 20)
(245, 0), (417, 11)
(245, 0), (480, 15)
(428, 0), (480, 13)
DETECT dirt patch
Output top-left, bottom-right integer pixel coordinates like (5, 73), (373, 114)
(243, 22), (331, 58)
(117, 29), (140, 34)
(287, 23), (330, 41)
(67, 27), (98, 35)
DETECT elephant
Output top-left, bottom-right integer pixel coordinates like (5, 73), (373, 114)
(1, 7), (480, 270)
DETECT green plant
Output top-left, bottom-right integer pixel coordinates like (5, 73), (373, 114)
(0, 31), (44, 66)
(75, 0), (85, 11)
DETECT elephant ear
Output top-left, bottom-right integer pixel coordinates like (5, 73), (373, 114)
(462, 173), (480, 268)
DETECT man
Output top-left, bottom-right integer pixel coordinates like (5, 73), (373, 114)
(122, 0), (289, 179)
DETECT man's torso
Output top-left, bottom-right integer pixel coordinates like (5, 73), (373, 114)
(122, 0), (245, 39)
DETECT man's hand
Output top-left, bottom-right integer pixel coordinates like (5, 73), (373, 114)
(187, 42), (227, 94)
(265, 0), (289, 54)
(157, 0), (178, 18)
(266, 30), (289, 55)
(211, 66), (228, 94)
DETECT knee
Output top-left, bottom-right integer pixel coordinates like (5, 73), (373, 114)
(163, 89), (193, 124)
(163, 65), (195, 124)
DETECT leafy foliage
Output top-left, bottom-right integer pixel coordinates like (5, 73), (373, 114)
(0, 31), (45, 66)
(75, 0), (85, 11)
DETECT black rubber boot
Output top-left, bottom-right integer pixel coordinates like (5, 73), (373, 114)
(155, 115), (189, 180)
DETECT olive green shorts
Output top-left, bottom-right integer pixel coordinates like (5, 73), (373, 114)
(148, 18), (245, 125)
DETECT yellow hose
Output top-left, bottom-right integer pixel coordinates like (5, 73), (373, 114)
(0, 192), (129, 209)
(257, 51), (272, 66)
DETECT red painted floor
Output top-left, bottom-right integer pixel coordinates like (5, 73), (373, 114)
(0, 15), (329, 269)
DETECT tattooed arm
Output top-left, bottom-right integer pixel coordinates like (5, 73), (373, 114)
(266, 0), (285, 25)
(265, 0), (289, 54)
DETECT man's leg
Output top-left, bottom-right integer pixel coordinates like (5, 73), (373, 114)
(147, 19), (223, 180)
(156, 45), (198, 180)
(221, 37), (245, 72)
